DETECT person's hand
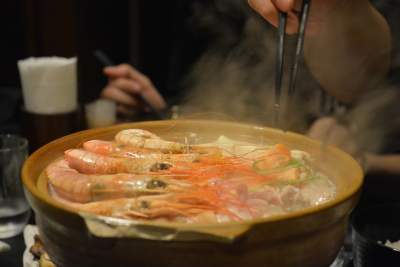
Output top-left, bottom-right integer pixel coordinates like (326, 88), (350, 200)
(101, 64), (167, 116)
(248, 0), (345, 34)
(307, 117), (358, 156)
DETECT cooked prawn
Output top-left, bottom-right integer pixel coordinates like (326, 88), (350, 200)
(64, 149), (157, 174)
(115, 129), (186, 153)
(84, 140), (201, 162)
(64, 149), (199, 175)
(73, 197), (217, 221)
(46, 160), (191, 203)
(83, 140), (160, 158)
(74, 187), (247, 222)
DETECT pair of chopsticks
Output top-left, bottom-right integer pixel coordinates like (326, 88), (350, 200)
(274, 0), (312, 126)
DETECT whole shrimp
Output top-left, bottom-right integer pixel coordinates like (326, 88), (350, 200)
(64, 149), (199, 175)
(83, 140), (202, 163)
(115, 129), (186, 153)
(74, 189), (248, 223)
(46, 160), (192, 203)
(83, 140), (161, 158)
(74, 197), (215, 221)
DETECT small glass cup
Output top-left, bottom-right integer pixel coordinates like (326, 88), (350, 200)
(0, 135), (30, 238)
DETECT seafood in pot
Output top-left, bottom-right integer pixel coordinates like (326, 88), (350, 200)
(46, 159), (192, 203)
(45, 129), (336, 223)
(115, 129), (186, 152)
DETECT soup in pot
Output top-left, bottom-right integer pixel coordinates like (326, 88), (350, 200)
(44, 129), (336, 224)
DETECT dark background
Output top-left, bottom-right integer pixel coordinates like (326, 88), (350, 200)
(0, 0), (253, 135)
(0, 0), (180, 101)
(0, 0), (203, 134)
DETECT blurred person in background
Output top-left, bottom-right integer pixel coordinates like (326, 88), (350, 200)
(102, 0), (400, 216)
(251, 0), (400, 206)
(101, 0), (400, 207)
(253, 0), (400, 207)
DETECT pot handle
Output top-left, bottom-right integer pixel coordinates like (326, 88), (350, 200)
(81, 213), (252, 243)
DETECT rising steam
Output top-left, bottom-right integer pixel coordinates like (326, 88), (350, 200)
(179, 0), (322, 131)
(178, 0), (399, 155)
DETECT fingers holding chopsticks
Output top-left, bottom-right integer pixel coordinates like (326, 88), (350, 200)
(249, 0), (343, 35)
(102, 81), (140, 107)
(248, 0), (299, 34)
(102, 64), (167, 114)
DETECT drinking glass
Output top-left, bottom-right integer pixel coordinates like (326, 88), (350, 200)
(0, 135), (30, 238)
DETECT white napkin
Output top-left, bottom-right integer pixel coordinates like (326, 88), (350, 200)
(22, 225), (39, 267)
(18, 57), (77, 114)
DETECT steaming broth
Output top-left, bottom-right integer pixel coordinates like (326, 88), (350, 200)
(45, 129), (336, 223)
